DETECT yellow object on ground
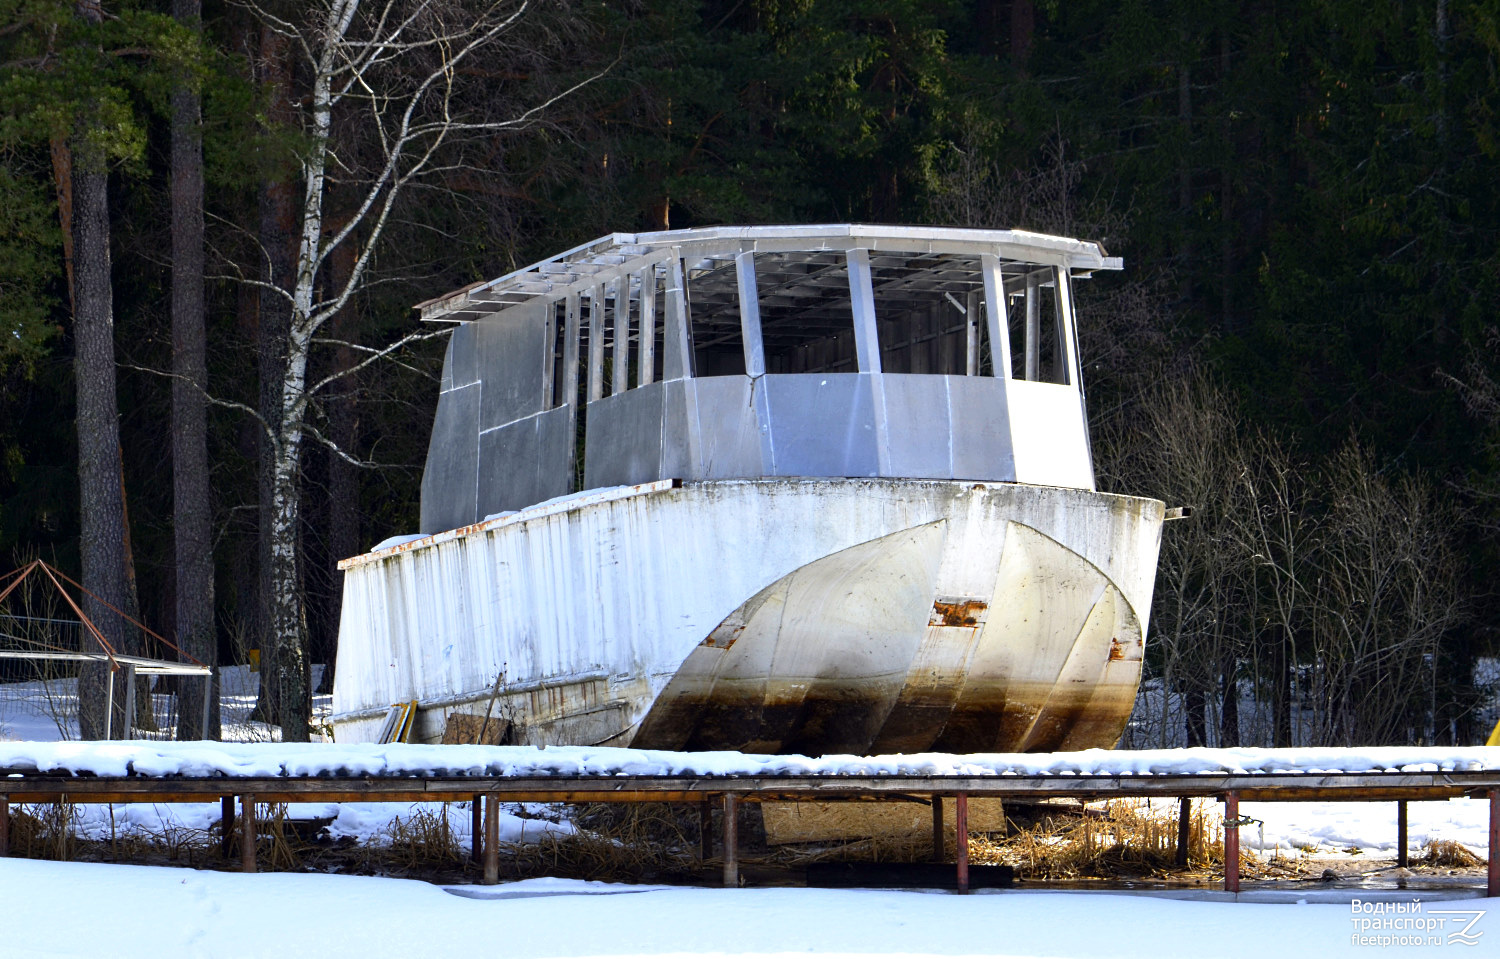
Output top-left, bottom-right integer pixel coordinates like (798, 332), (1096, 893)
(1486, 716), (1500, 747)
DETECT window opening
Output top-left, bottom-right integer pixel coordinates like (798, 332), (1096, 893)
(1006, 266), (1069, 385)
(870, 252), (980, 375)
(684, 254), (746, 376)
(548, 299), (568, 408)
(749, 251), (858, 375)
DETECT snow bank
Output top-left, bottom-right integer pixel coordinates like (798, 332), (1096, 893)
(1243, 799), (1494, 858)
(1, 859), (1484, 959)
(59, 798), (575, 847)
(2, 741), (1498, 780)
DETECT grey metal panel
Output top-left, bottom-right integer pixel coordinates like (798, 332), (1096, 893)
(419, 382), (479, 533)
(946, 374), (1015, 482)
(761, 373), (878, 478)
(582, 384), (666, 489)
(688, 377), (764, 479)
(879, 374), (953, 479)
(447, 320), (479, 389)
(478, 418), (541, 517)
(476, 301), (548, 430)
(534, 406), (576, 503)
(659, 377), (695, 480)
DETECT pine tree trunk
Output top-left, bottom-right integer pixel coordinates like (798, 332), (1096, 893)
(71, 151), (131, 740)
(172, 0), (218, 740)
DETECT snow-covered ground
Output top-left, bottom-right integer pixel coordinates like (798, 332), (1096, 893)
(61, 798), (575, 846)
(2, 671), (1498, 959)
(0, 665), (331, 743)
(3, 859), (1493, 959)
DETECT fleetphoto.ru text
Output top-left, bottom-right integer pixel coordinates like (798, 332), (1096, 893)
(1350, 899), (1485, 947)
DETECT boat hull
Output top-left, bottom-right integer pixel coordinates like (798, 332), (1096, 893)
(332, 478), (1164, 754)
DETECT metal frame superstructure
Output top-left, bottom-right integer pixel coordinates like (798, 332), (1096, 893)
(416, 224), (1121, 534)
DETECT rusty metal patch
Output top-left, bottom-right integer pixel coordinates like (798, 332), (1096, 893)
(930, 598), (987, 628)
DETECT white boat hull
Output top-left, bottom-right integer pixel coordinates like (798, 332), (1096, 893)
(332, 478), (1164, 754)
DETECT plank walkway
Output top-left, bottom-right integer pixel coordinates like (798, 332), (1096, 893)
(2, 764), (1497, 895)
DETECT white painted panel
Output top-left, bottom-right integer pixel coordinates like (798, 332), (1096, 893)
(1004, 380), (1094, 490)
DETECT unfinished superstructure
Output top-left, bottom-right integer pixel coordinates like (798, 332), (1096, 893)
(332, 225), (1166, 754)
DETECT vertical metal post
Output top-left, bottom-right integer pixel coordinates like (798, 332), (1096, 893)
(931, 795), (944, 862)
(734, 251), (766, 377)
(955, 792), (969, 894)
(588, 283), (606, 402)
(1223, 792), (1240, 894)
(0, 795), (9, 857)
(1176, 796), (1191, 868)
(846, 247), (890, 475)
(1053, 266), (1080, 386)
(700, 797), (713, 862)
(483, 792), (500, 885)
(638, 267), (656, 386)
(471, 795), (482, 863)
(104, 668), (114, 741)
(1488, 788), (1499, 898)
(122, 664), (136, 740)
(663, 251), (694, 380)
(721, 793), (739, 887)
(964, 291), (980, 376)
(561, 291), (582, 491)
(200, 672), (213, 740)
(980, 254), (1012, 379)
(1397, 801), (1409, 869)
(219, 796), (234, 859)
(845, 248), (882, 375)
(240, 795), (257, 873)
(611, 277), (629, 396)
(1023, 270), (1040, 381)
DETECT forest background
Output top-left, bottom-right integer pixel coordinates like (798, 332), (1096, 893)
(2, 0), (1499, 748)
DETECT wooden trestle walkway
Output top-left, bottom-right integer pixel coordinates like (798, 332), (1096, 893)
(2, 768), (1497, 896)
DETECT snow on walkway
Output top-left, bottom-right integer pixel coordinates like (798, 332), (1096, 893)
(4, 859), (1492, 959)
(2, 740), (1498, 780)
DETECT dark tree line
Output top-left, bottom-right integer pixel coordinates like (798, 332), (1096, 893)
(2, 1), (1497, 743)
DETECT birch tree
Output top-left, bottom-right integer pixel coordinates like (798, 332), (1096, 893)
(236, 0), (590, 740)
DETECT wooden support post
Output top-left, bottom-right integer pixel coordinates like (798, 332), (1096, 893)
(1489, 789), (1499, 899)
(483, 792), (500, 885)
(1397, 800), (1409, 869)
(700, 797), (712, 862)
(955, 792), (970, 894)
(471, 795), (482, 863)
(1223, 792), (1240, 894)
(1176, 796), (1191, 868)
(0, 795), (9, 857)
(240, 795), (256, 874)
(931, 795), (944, 862)
(722, 793), (739, 888)
(219, 796), (234, 859)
